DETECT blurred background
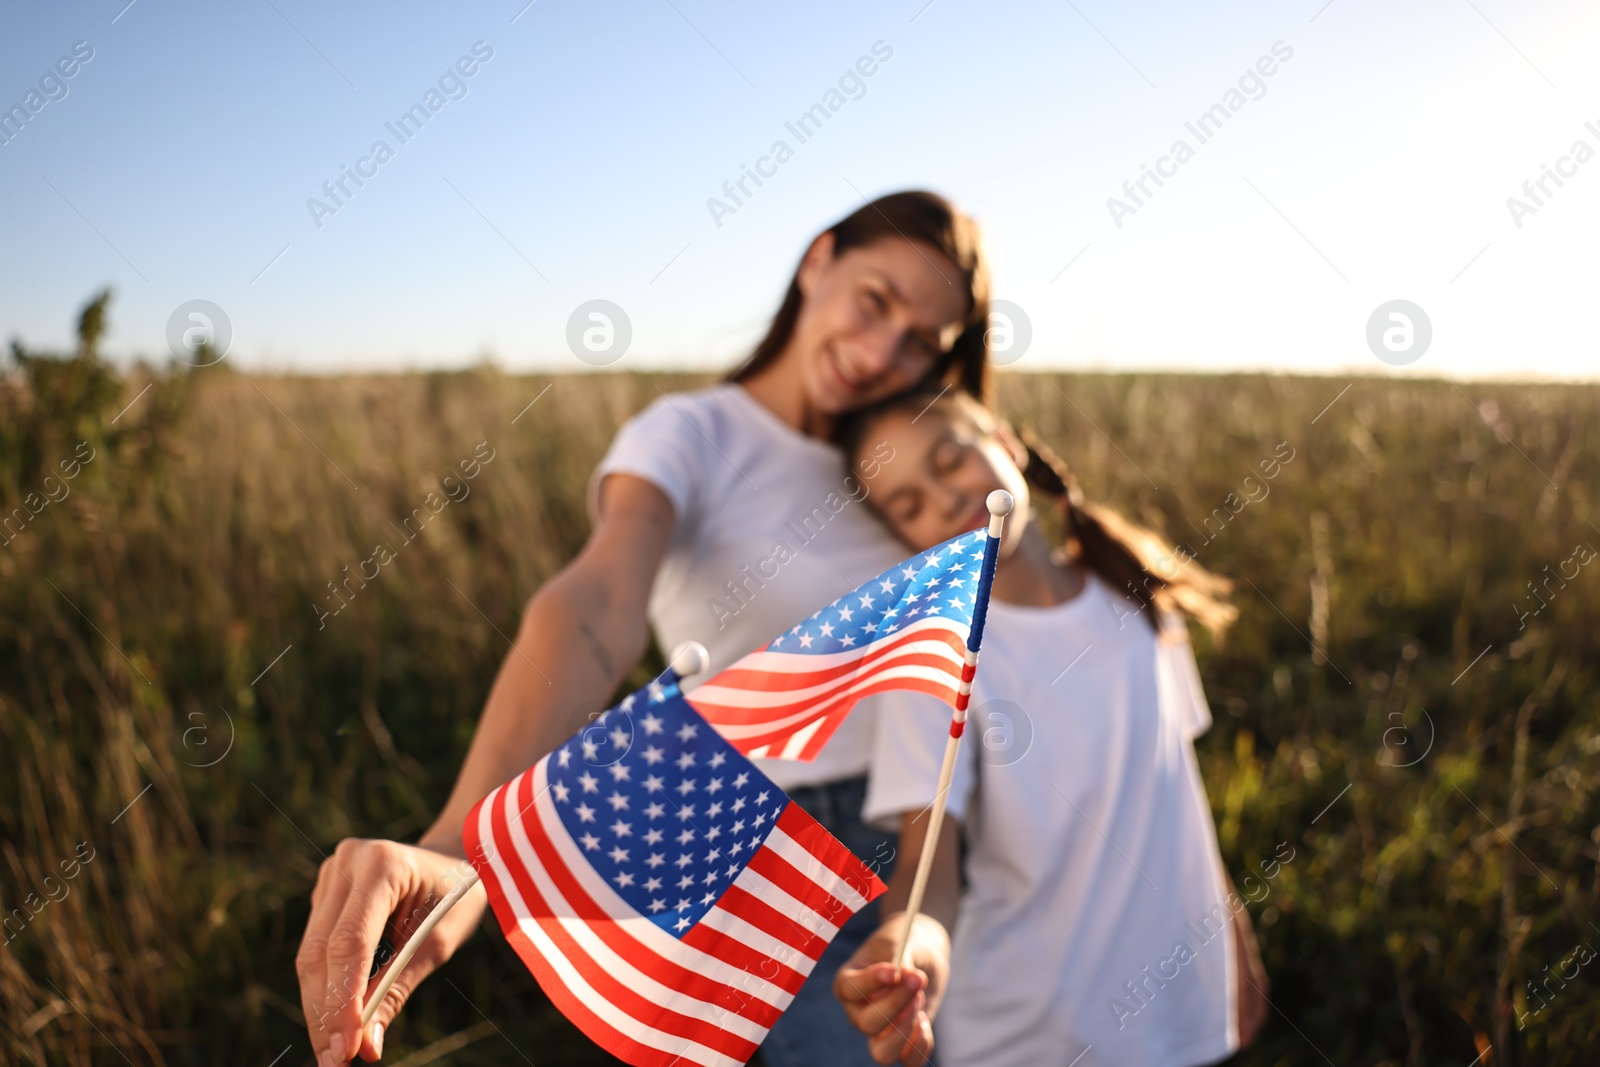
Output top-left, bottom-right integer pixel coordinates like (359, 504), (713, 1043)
(2, 0), (1597, 1064)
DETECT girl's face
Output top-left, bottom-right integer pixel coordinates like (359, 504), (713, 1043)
(791, 234), (971, 415)
(856, 404), (1032, 554)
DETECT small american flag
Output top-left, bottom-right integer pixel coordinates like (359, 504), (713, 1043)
(464, 679), (887, 1067)
(686, 528), (995, 759)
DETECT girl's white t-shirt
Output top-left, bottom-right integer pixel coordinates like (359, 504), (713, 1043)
(865, 574), (1240, 1067)
(588, 383), (907, 791)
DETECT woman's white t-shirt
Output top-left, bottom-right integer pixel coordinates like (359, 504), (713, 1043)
(588, 383), (907, 791)
(864, 575), (1240, 1067)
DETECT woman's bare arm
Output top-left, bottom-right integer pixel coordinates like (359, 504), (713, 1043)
(419, 474), (675, 853)
(296, 475), (675, 1065)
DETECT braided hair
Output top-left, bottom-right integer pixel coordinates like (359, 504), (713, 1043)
(1017, 427), (1237, 639)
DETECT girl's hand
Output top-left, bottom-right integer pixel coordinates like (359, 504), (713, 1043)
(832, 912), (950, 1067)
(1232, 905), (1270, 1046)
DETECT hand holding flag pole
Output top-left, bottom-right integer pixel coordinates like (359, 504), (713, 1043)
(357, 642), (713, 1038)
(890, 490), (1012, 973)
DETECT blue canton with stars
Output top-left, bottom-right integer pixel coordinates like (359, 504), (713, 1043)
(765, 529), (988, 656)
(547, 682), (790, 936)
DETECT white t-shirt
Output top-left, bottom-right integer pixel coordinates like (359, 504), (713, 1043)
(588, 382), (907, 791)
(865, 575), (1239, 1067)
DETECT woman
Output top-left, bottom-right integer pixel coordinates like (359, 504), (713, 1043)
(295, 190), (991, 1067)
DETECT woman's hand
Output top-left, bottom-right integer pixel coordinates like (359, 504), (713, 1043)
(1232, 904), (1270, 1047)
(833, 911), (950, 1067)
(296, 839), (487, 1064)
(293, 474), (673, 1063)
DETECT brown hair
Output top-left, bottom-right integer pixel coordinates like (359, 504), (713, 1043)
(727, 190), (992, 405)
(836, 389), (1238, 640)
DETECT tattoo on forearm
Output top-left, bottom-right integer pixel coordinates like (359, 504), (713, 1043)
(577, 619), (615, 680)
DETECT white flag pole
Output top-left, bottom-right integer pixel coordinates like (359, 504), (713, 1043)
(357, 641), (711, 1035)
(359, 864), (480, 1031)
(891, 491), (1012, 973)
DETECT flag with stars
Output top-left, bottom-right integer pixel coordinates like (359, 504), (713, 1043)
(464, 676), (888, 1067)
(686, 527), (997, 760)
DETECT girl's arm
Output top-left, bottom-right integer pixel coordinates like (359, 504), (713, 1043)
(1228, 872), (1270, 1047)
(833, 812), (961, 1067)
(296, 474), (675, 1065)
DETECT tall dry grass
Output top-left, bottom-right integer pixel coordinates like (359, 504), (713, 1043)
(1, 310), (1596, 1064)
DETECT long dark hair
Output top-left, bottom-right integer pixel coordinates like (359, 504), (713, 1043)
(727, 190), (993, 404)
(836, 389), (1238, 639)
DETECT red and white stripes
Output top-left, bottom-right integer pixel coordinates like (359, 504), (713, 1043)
(465, 761), (884, 1067)
(687, 617), (970, 760)
(948, 646), (981, 738)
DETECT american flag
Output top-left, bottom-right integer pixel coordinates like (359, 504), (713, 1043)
(686, 528), (996, 760)
(464, 679), (887, 1067)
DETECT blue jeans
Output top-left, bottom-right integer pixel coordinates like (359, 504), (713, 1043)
(758, 775), (898, 1067)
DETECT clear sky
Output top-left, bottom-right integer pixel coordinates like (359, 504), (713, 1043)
(3, 0), (1597, 379)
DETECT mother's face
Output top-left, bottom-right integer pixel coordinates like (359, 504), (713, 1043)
(792, 233), (971, 415)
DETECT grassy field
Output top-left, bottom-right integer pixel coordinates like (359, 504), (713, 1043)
(2, 306), (1597, 1065)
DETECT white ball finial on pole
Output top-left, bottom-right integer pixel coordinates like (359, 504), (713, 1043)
(669, 641), (710, 680)
(985, 489), (1014, 538)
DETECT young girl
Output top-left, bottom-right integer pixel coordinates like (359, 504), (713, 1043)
(829, 388), (1269, 1067)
